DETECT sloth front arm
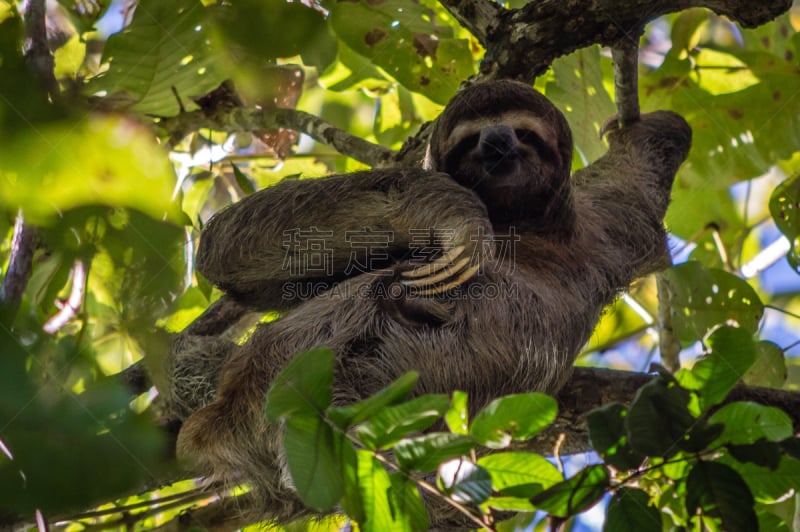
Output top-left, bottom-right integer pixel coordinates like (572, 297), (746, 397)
(195, 168), (492, 309)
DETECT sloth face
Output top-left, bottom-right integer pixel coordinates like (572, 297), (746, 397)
(429, 81), (573, 226)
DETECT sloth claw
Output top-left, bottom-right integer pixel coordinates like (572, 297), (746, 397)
(401, 256), (470, 288)
(401, 256), (480, 295)
(412, 263), (481, 296)
(401, 245), (466, 279)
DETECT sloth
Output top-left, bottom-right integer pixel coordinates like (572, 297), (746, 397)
(170, 80), (692, 520)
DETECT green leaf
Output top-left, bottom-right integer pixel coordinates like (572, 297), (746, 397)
(444, 390), (469, 435)
(265, 347), (335, 421)
(728, 440), (782, 470)
(663, 262), (763, 345)
(484, 496), (536, 512)
(354, 394), (449, 450)
(685, 461), (757, 532)
(388, 473), (429, 532)
(604, 488), (661, 532)
(546, 46), (615, 165)
(470, 393), (557, 449)
(338, 435), (365, 523)
(709, 402), (793, 445)
(779, 437), (800, 460)
(478, 452), (562, 498)
(211, 0), (328, 61)
(669, 8), (707, 55)
(1, 116), (183, 225)
(743, 341), (787, 388)
(355, 450), (400, 532)
(328, 0), (473, 104)
(643, 51), (800, 191)
(86, 0), (225, 116)
(627, 376), (695, 458)
(438, 459), (492, 504)
(587, 403), (645, 470)
(667, 186), (742, 246)
(0, 361), (168, 515)
(723, 456), (800, 503)
(231, 163), (256, 196)
(283, 415), (344, 511)
(529, 465), (610, 518)
(327, 371), (418, 429)
(770, 172), (800, 272)
(394, 433), (476, 473)
(676, 326), (757, 410)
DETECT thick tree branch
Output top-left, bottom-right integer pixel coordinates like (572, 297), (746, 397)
(483, 0), (792, 80)
(122, 366), (800, 528)
(438, 0), (502, 46)
(158, 107), (395, 168)
(21, 0), (58, 97)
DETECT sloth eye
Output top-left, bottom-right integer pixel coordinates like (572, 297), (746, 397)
(515, 129), (558, 163)
(453, 133), (480, 153)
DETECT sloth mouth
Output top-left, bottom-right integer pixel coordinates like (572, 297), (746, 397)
(483, 158), (519, 177)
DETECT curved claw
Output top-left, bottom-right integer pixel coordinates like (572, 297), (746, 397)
(401, 256), (471, 288)
(413, 263), (481, 296)
(401, 245), (466, 279)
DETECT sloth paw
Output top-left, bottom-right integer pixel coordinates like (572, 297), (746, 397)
(399, 244), (481, 295)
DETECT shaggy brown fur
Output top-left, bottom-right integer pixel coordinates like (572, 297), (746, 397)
(170, 80), (692, 523)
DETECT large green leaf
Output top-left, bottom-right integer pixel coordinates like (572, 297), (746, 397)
(743, 341), (787, 388)
(356, 450), (407, 532)
(0, 351), (168, 515)
(587, 403), (645, 470)
(626, 375), (695, 458)
(643, 51), (800, 189)
(604, 489), (661, 532)
(477, 452), (562, 497)
(388, 473), (430, 532)
(0, 116), (183, 225)
(470, 393), (557, 449)
(283, 415), (345, 511)
(354, 394), (449, 450)
(545, 46), (615, 166)
(328, 0), (474, 104)
(394, 433), (476, 473)
(663, 261), (763, 345)
(327, 371), (419, 429)
(210, 0), (327, 62)
(769, 172), (800, 272)
(722, 455), (800, 503)
(709, 402), (793, 445)
(676, 326), (757, 410)
(529, 464), (609, 518)
(685, 461), (758, 532)
(265, 347), (335, 421)
(87, 0), (225, 116)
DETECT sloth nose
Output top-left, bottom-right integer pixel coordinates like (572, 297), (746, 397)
(479, 125), (519, 163)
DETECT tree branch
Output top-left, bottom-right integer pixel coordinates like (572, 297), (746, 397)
(121, 366), (800, 528)
(438, 0), (502, 46)
(158, 107), (396, 168)
(21, 0), (58, 96)
(610, 30), (642, 127)
(0, 211), (37, 325)
(482, 0), (792, 81)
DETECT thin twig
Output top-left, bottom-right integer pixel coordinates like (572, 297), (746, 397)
(158, 107), (395, 168)
(1, 210), (37, 324)
(43, 260), (86, 334)
(656, 271), (681, 372)
(610, 29), (642, 126)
